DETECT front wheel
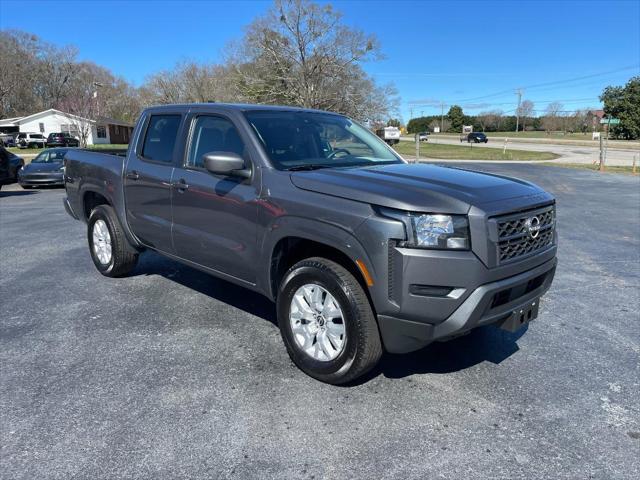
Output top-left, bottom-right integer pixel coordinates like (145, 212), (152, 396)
(88, 204), (138, 277)
(277, 257), (382, 384)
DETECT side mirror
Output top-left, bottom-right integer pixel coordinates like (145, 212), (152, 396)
(202, 151), (251, 179)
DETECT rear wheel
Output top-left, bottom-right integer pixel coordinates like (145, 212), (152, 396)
(277, 257), (382, 384)
(88, 204), (138, 277)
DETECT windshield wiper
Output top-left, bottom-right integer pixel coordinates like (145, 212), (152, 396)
(286, 164), (332, 171)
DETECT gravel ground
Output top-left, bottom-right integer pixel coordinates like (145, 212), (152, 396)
(1, 164), (639, 479)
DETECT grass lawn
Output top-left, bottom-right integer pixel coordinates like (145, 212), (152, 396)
(434, 131), (600, 140)
(393, 141), (559, 161)
(539, 162), (638, 175)
(480, 131), (597, 140)
(8, 144), (128, 155)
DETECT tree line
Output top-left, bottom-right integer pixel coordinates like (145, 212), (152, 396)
(407, 76), (639, 139)
(0, 0), (398, 126)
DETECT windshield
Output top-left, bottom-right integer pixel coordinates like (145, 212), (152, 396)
(32, 149), (68, 163)
(244, 110), (403, 170)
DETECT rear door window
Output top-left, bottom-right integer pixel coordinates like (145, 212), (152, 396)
(141, 115), (181, 163)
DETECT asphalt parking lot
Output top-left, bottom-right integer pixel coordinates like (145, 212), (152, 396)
(1, 164), (639, 479)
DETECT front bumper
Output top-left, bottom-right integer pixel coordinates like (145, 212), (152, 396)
(378, 256), (556, 353)
(19, 173), (64, 186)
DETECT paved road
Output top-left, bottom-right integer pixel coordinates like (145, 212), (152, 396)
(402, 136), (640, 166)
(1, 166), (639, 479)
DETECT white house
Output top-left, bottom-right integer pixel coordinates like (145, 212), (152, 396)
(0, 109), (133, 145)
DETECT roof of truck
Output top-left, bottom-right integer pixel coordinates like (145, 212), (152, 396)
(143, 103), (341, 115)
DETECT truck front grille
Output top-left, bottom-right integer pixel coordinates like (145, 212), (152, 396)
(495, 205), (555, 263)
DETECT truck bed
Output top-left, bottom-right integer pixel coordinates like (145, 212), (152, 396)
(63, 148), (128, 223)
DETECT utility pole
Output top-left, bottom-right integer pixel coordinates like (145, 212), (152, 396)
(440, 101), (445, 133)
(515, 88), (523, 133)
(93, 82), (104, 117)
(602, 115), (611, 172)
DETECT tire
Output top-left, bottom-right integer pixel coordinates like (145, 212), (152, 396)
(87, 204), (138, 277)
(277, 257), (382, 384)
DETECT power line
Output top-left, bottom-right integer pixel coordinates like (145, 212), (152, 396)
(411, 65), (638, 105)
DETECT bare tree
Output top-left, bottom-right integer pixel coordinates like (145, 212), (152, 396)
(227, 0), (397, 121)
(0, 30), (140, 125)
(0, 31), (42, 116)
(429, 118), (450, 132)
(56, 63), (103, 146)
(542, 102), (563, 133)
(476, 109), (503, 132)
(476, 111), (490, 132)
(139, 61), (237, 107)
(34, 45), (79, 109)
(566, 109), (589, 133)
(517, 100), (534, 131)
(2, 2), (401, 127)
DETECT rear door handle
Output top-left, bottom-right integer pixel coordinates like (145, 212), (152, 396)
(126, 171), (139, 180)
(173, 179), (189, 191)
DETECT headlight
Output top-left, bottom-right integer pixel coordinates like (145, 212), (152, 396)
(380, 209), (470, 250)
(411, 214), (469, 249)
(59, 166), (65, 172)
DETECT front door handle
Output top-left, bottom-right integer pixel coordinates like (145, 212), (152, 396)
(126, 170), (139, 180)
(173, 179), (189, 192)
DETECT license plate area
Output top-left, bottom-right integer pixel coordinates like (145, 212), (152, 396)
(497, 299), (540, 332)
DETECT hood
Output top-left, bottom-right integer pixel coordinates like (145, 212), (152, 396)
(24, 162), (63, 173)
(290, 163), (549, 214)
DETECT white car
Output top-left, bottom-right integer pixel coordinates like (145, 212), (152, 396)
(16, 133), (46, 149)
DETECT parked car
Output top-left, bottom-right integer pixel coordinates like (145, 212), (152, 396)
(18, 148), (70, 188)
(0, 134), (16, 147)
(0, 146), (24, 181)
(63, 103), (557, 384)
(47, 132), (80, 147)
(0, 146), (14, 189)
(17, 132), (46, 148)
(462, 132), (489, 143)
(417, 132), (429, 142)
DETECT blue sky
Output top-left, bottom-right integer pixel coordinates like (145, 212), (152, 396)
(1, 0), (638, 121)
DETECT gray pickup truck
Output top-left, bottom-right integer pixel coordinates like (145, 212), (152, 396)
(63, 103), (557, 384)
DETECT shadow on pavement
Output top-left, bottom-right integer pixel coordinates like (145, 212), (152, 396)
(374, 325), (526, 380)
(132, 250), (526, 383)
(0, 189), (39, 197)
(133, 251), (277, 325)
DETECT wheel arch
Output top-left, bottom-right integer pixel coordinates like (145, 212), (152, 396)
(82, 190), (111, 220)
(263, 219), (376, 303)
(80, 185), (142, 250)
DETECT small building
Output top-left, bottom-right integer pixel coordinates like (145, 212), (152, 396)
(0, 108), (134, 145)
(586, 110), (605, 131)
